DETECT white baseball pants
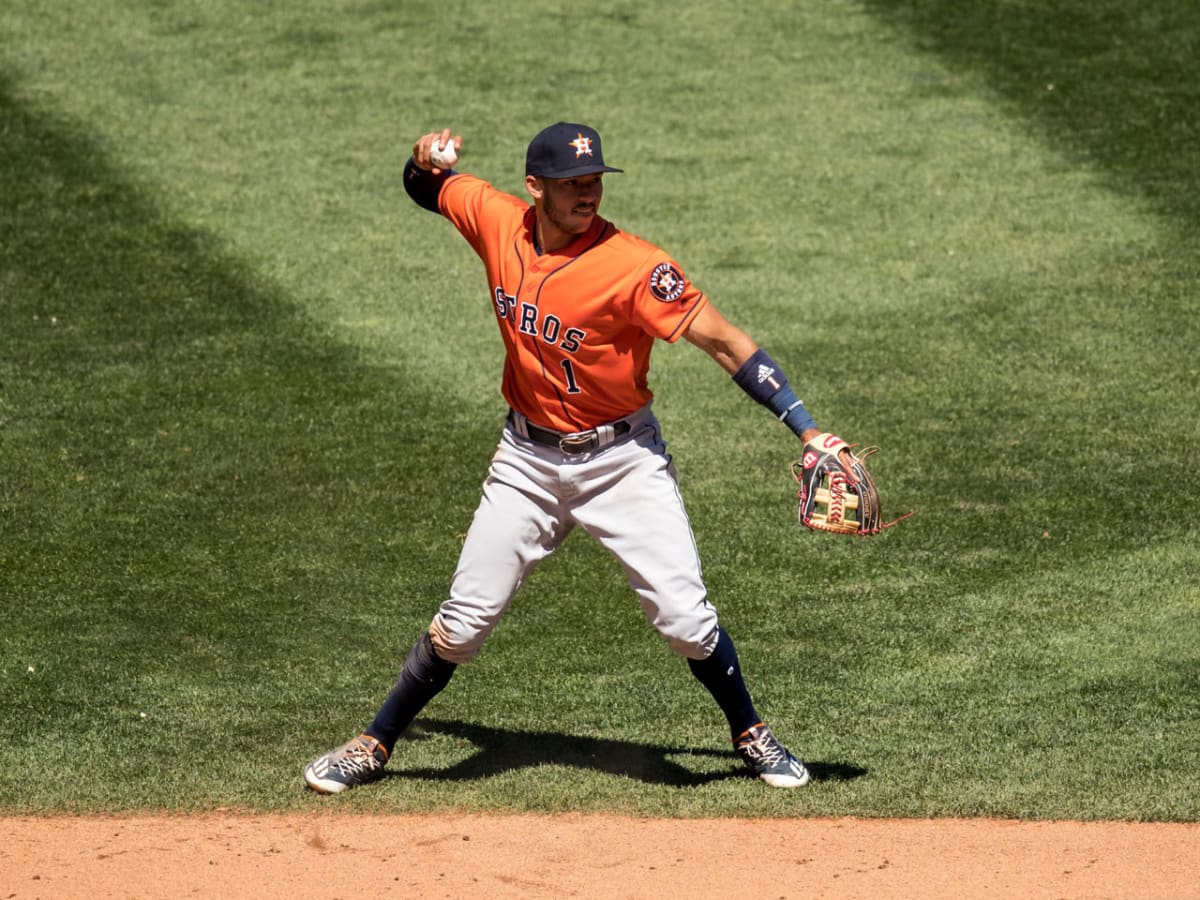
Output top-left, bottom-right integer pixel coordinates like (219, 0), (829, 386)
(429, 405), (721, 663)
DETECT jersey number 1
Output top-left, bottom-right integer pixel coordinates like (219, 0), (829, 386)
(560, 359), (581, 394)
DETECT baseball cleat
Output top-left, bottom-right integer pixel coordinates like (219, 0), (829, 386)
(734, 723), (811, 788)
(304, 733), (389, 794)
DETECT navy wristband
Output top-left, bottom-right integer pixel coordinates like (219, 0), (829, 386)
(779, 398), (818, 437)
(403, 157), (454, 213)
(732, 349), (818, 436)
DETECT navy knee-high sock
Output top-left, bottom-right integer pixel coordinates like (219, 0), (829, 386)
(366, 632), (457, 754)
(687, 626), (761, 740)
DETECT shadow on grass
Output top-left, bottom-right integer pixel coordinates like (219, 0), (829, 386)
(863, 0), (1200, 226)
(393, 719), (867, 788)
(0, 70), (489, 717)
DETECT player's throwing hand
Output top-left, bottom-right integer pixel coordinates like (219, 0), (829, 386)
(412, 129), (461, 173)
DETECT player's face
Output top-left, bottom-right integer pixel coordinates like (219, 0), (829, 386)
(530, 173), (604, 248)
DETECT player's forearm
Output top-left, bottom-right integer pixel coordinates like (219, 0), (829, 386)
(731, 348), (820, 440)
(684, 305), (819, 439)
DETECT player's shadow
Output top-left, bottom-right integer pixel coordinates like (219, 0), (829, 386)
(388, 718), (867, 788)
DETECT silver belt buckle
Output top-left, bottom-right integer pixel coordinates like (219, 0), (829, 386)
(559, 431), (598, 454)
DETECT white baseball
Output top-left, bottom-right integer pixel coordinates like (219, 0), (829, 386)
(430, 139), (458, 169)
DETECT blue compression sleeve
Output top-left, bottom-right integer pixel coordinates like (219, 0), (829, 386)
(403, 157), (454, 213)
(732, 348), (819, 437)
(366, 631), (457, 754)
(687, 627), (760, 739)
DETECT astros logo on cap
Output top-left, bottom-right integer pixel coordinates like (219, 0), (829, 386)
(568, 134), (594, 158)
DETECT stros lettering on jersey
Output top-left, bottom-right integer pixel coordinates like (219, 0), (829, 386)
(437, 173), (708, 433)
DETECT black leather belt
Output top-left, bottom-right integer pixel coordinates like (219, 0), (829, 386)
(509, 412), (631, 455)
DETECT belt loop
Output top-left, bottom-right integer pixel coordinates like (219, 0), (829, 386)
(508, 409), (530, 439)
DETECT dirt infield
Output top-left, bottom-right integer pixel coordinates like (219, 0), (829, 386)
(3, 814), (1198, 899)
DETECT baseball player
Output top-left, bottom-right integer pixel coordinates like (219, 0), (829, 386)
(305, 122), (844, 794)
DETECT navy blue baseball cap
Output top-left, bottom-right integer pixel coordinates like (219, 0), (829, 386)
(525, 122), (624, 178)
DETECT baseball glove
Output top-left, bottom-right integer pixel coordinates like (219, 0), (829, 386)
(791, 432), (908, 535)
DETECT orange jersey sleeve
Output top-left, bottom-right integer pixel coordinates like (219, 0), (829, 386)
(437, 174), (708, 432)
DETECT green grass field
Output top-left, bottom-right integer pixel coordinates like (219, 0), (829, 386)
(2, 0), (1197, 821)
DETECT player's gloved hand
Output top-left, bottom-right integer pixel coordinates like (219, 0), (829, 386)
(791, 433), (911, 535)
(798, 428), (859, 483)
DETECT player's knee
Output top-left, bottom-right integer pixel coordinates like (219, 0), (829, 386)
(428, 614), (488, 665)
(663, 621), (721, 661)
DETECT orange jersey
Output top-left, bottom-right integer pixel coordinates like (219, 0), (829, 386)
(438, 173), (708, 433)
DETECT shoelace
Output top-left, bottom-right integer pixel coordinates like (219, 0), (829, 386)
(738, 731), (787, 768)
(332, 740), (381, 776)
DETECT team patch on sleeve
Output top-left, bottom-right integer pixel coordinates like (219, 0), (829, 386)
(648, 262), (687, 303)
